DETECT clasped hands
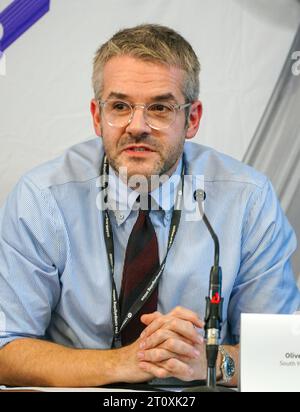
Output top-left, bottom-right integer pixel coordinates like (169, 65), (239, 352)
(137, 306), (207, 381)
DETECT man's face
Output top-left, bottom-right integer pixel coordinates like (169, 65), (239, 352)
(91, 55), (202, 180)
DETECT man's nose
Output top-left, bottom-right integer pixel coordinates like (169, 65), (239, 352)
(125, 106), (152, 135)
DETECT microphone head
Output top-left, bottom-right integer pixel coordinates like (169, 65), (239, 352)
(194, 189), (206, 202)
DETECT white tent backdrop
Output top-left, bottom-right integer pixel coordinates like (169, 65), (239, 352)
(0, 0), (300, 280)
(244, 24), (300, 285)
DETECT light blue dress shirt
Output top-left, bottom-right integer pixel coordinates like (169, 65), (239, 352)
(0, 137), (299, 349)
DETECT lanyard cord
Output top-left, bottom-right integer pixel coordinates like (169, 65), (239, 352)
(100, 155), (185, 347)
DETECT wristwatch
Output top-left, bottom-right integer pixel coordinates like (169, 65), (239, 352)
(219, 345), (235, 382)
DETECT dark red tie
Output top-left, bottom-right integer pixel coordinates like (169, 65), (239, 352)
(120, 202), (159, 346)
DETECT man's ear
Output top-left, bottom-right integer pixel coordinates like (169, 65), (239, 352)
(185, 101), (203, 140)
(90, 99), (102, 136)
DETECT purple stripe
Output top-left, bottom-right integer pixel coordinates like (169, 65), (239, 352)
(0, 0), (50, 52)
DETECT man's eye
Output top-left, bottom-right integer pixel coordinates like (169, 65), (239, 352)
(149, 104), (170, 112)
(112, 102), (130, 111)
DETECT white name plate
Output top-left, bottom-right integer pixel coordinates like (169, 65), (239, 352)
(240, 313), (300, 392)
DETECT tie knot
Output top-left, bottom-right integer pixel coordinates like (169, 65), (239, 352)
(137, 194), (154, 213)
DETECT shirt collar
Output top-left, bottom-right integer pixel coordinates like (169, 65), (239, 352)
(107, 157), (183, 226)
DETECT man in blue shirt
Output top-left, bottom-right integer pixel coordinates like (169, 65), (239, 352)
(0, 24), (299, 388)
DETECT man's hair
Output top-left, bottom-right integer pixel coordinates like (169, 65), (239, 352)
(92, 24), (200, 102)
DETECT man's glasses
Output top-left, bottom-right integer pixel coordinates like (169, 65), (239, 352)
(98, 99), (191, 130)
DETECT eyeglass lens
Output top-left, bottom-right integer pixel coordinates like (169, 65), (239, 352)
(102, 100), (176, 129)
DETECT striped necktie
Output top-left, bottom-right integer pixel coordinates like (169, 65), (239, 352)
(120, 197), (159, 346)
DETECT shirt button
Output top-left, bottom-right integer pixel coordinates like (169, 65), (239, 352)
(119, 214), (124, 221)
(164, 214), (171, 223)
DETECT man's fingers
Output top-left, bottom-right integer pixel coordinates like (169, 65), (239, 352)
(139, 362), (172, 380)
(140, 330), (201, 359)
(141, 316), (167, 338)
(141, 317), (204, 345)
(140, 329), (177, 349)
(139, 337), (200, 362)
(140, 311), (161, 326)
(170, 306), (204, 328)
(161, 358), (195, 381)
(137, 347), (176, 363)
(139, 358), (194, 381)
(141, 306), (204, 339)
(137, 307), (207, 383)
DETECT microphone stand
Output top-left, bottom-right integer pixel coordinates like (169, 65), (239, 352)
(182, 190), (234, 392)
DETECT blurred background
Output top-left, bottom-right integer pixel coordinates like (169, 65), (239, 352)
(0, 0), (299, 282)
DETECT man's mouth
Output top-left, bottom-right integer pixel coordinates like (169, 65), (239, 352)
(123, 145), (156, 153)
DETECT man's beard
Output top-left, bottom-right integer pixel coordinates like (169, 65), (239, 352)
(103, 134), (184, 181)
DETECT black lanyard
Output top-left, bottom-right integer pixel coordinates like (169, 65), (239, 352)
(100, 155), (185, 348)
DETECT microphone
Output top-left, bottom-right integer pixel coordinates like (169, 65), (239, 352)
(193, 190), (223, 388)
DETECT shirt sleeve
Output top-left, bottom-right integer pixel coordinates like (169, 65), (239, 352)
(0, 176), (63, 348)
(228, 178), (300, 343)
